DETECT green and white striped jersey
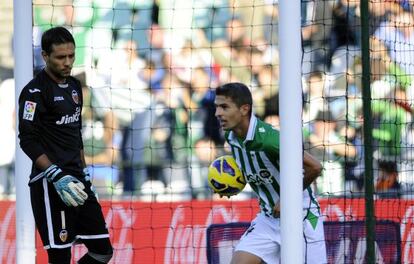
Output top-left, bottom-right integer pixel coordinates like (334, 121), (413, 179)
(225, 114), (319, 218)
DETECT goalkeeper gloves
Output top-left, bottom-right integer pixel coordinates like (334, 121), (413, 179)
(44, 164), (88, 207)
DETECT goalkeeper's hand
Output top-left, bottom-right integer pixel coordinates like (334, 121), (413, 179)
(44, 164), (88, 207)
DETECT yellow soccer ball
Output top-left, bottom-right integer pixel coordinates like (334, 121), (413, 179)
(208, 155), (246, 197)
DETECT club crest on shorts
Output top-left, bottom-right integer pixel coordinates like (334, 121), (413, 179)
(59, 230), (68, 242)
(71, 90), (79, 104)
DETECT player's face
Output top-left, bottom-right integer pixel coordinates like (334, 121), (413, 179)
(42, 43), (75, 81)
(215, 95), (243, 131)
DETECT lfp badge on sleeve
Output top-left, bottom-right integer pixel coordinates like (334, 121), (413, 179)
(23, 101), (37, 121)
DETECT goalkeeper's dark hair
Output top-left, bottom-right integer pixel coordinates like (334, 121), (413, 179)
(215, 82), (253, 110)
(41, 27), (75, 55)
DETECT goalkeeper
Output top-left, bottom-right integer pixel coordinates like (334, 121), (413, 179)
(18, 27), (113, 264)
(215, 83), (327, 264)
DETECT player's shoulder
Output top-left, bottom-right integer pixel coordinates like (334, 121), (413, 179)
(253, 119), (280, 149)
(68, 75), (82, 88)
(256, 119), (279, 136)
(20, 71), (49, 97)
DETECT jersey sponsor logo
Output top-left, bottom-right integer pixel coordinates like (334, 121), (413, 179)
(23, 101), (37, 121)
(258, 127), (265, 133)
(54, 96), (64, 101)
(72, 90), (79, 104)
(246, 169), (273, 185)
(29, 88), (41, 93)
(56, 107), (81, 125)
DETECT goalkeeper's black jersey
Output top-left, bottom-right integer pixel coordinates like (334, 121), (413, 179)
(18, 70), (84, 180)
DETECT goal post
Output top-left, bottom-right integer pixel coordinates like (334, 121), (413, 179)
(13, 0), (36, 263)
(279, 0), (303, 263)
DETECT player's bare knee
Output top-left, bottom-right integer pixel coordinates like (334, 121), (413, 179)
(231, 251), (262, 264)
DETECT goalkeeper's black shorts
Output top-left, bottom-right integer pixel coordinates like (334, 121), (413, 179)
(30, 177), (110, 249)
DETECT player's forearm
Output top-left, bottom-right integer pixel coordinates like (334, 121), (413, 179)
(303, 151), (322, 189)
(34, 154), (53, 171)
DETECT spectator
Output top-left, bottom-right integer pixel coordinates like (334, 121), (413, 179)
(371, 88), (411, 159)
(146, 24), (166, 69)
(341, 124), (365, 194)
(303, 71), (329, 124)
(305, 110), (356, 195)
(78, 72), (119, 197)
(376, 160), (401, 198)
(125, 88), (174, 197)
(189, 67), (223, 145)
(373, 10), (414, 76)
(302, 0), (335, 72)
(329, 0), (360, 67)
(254, 64), (279, 120)
(140, 60), (166, 93)
(263, 0), (279, 46)
(153, 73), (191, 199)
(0, 78), (15, 196)
(225, 16), (251, 49)
(190, 137), (219, 199)
(92, 39), (150, 194)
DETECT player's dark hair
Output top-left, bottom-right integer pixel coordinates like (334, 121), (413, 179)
(41, 27), (75, 55)
(216, 82), (253, 109)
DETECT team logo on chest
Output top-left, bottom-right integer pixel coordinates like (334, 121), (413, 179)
(71, 90), (79, 104)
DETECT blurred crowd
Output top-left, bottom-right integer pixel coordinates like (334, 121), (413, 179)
(1, 0), (414, 200)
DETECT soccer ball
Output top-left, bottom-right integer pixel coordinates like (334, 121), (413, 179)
(208, 155), (246, 197)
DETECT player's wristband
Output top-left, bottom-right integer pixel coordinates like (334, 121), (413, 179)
(44, 164), (64, 182)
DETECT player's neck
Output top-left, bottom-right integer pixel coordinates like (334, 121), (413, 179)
(233, 119), (250, 141)
(44, 67), (66, 84)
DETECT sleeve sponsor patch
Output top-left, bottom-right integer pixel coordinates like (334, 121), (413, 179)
(23, 101), (37, 121)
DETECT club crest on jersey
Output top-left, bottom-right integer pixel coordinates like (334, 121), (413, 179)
(23, 101), (37, 121)
(59, 230), (68, 242)
(71, 90), (79, 104)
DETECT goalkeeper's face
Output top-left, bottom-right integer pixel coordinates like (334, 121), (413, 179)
(43, 43), (75, 81)
(215, 95), (249, 132)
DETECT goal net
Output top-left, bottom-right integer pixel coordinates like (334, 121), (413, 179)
(3, 0), (413, 263)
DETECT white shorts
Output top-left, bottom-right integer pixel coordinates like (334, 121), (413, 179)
(235, 212), (327, 264)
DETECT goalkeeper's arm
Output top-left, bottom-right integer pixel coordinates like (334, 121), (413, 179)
(36, 154), (88, 207)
